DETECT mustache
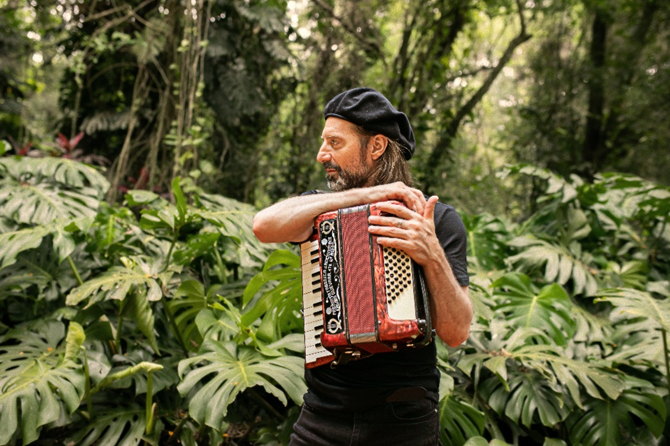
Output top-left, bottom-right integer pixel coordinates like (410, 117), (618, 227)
(322, 162), (341, 173)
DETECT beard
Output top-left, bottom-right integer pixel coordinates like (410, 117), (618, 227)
(323, 161), (371, 191)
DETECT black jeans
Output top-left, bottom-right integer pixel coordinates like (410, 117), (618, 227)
(289, 398), (440, 446)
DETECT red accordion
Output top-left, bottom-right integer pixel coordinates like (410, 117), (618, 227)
(300, 202), (432, 368)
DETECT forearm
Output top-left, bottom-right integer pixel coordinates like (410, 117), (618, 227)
(254, 188), (376, 243)
(422, 244), (472, 347)
(253, 182), (428, 244)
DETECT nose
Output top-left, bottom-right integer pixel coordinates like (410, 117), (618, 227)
(316, 142), (331, 163)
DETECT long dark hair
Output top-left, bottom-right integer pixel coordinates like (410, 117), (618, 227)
(355, 126), (414, 187)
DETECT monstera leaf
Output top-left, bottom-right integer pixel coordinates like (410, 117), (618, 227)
(512, 344), (624, 406)
(196, 193), (275, 269)
(0, 237), (79, 302)
(596, 285), (670, 367)
(0, 157), (109, 194)
(507, 235), (598, 296)
(177, 339), (306, 430)
(241, 249), (303, 340)
(480, 369), (569, 428)
(0, 321), (85, 445)
(461, 213), (510, 272)
(0, 158), (107, 226)
(492, 273), (575, 346)
(439, 393), (485, 446)
(0, 216), (90, 270)
(596, 286), (670, 332)
(66, 257), (165, 307)
(66, 404), (148, 446)
(566, 380), (666, 446)
(464, 439), (514, 446)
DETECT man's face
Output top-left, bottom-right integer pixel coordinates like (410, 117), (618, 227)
(317, 117), (373, 191)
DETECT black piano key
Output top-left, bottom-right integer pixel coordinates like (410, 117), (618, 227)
(314, 324), (323, 331)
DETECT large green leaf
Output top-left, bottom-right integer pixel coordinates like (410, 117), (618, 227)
(0, 321), (85, 445)
(439, 393), (485, 446)
(596, 286), (670, 332)
(481, 370), (569, 428)
(0, 225), (49, 270)
(461, 213), (511, 272)
(241, 249), (303, 340)
(0, 157), (109, 195)
(0, 217), (92, 271)
(566, 380), (666, 446)
(507, 236), (598, 296)
(512, 344), (624, 406)
(66, 405), (148, 446)
(196, 193), (276, 269)
(492, 273), (575, 345)
(596, 286), (670, 367)
(177, 339), (306, 430)
(0, 157), (107, 227)
(66, 259), (163, 307)
(170, 280), (212, 349)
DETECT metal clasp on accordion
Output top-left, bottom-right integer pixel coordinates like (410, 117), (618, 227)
(300, 201), (433, 369)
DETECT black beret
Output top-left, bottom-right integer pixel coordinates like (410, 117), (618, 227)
(324, 87), (416, 159)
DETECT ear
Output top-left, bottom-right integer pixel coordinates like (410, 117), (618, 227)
(369, 134), (388, 161)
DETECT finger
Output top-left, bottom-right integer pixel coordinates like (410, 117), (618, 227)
(368, 225), (409, 239)
(368, 215), (408, 230)
(405, 188), (426, 214)
(373, 201), (416, 220)
(375, 236), (412, 250)
(424, 196), (438, 221)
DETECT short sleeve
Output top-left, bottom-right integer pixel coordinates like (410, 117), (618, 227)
(433, 202), (469, 287)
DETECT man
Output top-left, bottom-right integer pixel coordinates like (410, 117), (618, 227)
(253, 87), (472, 445)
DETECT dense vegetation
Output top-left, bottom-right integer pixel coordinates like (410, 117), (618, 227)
(1, 0), (669, 445)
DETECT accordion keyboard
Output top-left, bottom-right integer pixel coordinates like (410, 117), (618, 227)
(300, 240), (333, 366)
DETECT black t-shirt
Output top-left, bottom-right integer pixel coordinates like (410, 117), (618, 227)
(298, 191), (469, 412)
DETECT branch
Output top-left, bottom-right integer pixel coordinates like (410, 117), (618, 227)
(422, 0), (532, 191)
(310, 0), (386, 66)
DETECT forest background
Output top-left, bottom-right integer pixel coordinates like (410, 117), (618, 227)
(1, 0), (669, 445)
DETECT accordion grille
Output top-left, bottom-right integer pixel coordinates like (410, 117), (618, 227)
(341, 211), (376, 336)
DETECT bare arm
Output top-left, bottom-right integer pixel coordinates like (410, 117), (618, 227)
(368, 198), (472, 346)
(252, 182), (428, 244)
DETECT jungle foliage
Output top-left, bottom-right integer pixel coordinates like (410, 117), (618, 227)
(0, 150), (669, 445)
(1, 0), (670, 445)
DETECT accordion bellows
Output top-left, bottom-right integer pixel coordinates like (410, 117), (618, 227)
(301, 202), (432, 368)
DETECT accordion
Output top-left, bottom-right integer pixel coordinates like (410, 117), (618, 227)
(300, 201), (432, 369)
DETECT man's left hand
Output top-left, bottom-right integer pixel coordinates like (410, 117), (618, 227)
(367, 196), (441, 266)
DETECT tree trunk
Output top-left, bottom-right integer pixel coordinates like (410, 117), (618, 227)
(581, 9), (608, 179)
